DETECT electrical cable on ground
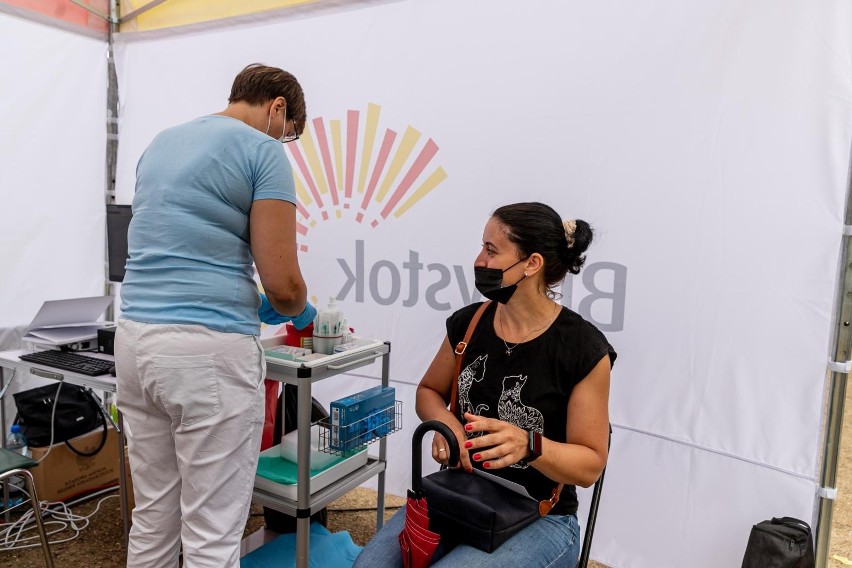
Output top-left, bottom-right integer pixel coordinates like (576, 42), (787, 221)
(0, 484), (119, 550)
(25, 376), (66, 465)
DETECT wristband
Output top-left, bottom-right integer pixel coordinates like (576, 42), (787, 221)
(524, 430), (543, 462)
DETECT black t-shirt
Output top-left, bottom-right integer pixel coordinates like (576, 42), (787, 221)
(446, 301), (616, 516)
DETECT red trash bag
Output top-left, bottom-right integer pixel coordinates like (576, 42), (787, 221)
(261, 379), (280, 451)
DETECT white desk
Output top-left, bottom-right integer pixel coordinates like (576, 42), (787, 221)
(0, 349), (131, 540)
(255, 336), (392, 568)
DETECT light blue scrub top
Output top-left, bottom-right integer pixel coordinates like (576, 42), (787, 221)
(120, 115), (296, 336)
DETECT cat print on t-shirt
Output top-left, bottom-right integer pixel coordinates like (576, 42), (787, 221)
(458, 355), (490, 419)
(459, 356), (544, 466)
(498, 375), (544, 469)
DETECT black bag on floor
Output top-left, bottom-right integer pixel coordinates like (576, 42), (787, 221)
(13, 382), (108, 457)
(263, 384), (329, 533)
(741, 517), (815, 568)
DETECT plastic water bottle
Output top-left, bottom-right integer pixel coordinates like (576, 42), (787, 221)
(6, 425), (29, 458)
(4, 425), (28, 510)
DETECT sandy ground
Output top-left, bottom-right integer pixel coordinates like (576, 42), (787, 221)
(3, 385), (852, 567)
(0, 481), (604, 567)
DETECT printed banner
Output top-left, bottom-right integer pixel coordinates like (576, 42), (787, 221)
(110, 1), (851, 566)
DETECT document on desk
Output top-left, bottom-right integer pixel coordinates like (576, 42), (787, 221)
(23, 296), (113, 346)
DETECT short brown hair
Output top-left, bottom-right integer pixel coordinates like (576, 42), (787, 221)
(229, 63), (307, 134)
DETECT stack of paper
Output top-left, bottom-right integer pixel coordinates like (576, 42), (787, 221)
(23, 296), (113, 347)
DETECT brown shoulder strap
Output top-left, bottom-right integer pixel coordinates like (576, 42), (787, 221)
(538, 483), (565, 516)
(450, 301), (491, 414)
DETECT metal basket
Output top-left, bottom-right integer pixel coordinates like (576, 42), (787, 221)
(318, 400), (402, 456)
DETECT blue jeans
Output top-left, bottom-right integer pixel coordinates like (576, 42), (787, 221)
(353, 506), (580, 568)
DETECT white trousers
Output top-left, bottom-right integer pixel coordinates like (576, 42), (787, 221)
(115, 320), (266, 568)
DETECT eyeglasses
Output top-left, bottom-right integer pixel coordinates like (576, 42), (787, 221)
(281, 124), (299, 144)
(281, 108), (299, 144)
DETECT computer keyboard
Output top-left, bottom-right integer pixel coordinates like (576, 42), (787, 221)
(19, 350), (114, 376)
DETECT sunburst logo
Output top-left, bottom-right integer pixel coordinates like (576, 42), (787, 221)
(285, 103), (448, 252)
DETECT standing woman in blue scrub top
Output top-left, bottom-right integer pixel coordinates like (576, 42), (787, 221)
(115, 63), (317, 568)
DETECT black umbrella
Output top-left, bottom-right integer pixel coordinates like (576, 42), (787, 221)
(399, 420), (460, 568)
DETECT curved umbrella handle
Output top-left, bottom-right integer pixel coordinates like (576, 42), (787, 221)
(410, 420), (460, 498)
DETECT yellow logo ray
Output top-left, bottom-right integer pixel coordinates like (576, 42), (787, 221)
(393, 167), (448, 219)
(330, 119), (344, 200)
(357, 103), (381, 195)
(376, 125), (420, 203)
(294, 174), (313, 207)
(299, 127), (329, 196)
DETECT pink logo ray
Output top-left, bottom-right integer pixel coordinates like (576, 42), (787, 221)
(357, 129), (397, 223)
(377, 139), (439, 222)
(312, 117), (339, 207)
(345, 110), (359, 203)
(287, 144), (327, 220)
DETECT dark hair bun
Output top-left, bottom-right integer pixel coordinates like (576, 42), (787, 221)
(563, 218), (593, 274)
(491, 202), (595, 297)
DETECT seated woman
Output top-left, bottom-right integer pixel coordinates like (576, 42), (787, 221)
(354, 202), (616, 568)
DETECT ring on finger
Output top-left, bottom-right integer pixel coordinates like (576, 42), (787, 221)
(438, 448), (446, 453)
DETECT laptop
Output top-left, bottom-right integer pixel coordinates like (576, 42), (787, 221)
(23, 296), (113, 346)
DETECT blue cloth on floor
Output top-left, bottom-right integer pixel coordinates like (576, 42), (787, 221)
(240, 522), (362, 568)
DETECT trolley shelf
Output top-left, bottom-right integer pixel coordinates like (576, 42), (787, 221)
(252, 458), (387, 516)
(254, 336), (392, 568)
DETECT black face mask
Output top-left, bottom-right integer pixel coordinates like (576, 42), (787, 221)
(474, 258), (528, 304)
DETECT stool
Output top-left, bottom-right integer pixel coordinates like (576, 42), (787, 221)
(0, 448), (54, 567)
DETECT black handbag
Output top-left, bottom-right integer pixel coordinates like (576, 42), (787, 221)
(13, 382), (108, 457)
(741, 517), (815, 568)
(413, 420), (560, 553)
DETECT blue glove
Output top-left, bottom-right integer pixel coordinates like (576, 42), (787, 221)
(258, 293), (292, 325)
(290, 301), (317, 331)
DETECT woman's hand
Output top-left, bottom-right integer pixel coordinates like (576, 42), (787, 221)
(431, 432), (452, 466)
(462, 412), (530, 470)
(431, 424), (474, 472)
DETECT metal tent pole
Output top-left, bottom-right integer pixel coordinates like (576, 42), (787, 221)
(106, 0), (118, 201)
(70, 0), (120, 318)
(68, 0), (128, 542)
(815, 143), (852, 567)
(104, 0), (119, 321)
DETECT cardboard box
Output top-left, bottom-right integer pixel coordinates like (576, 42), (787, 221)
(29, 427), (121, 502)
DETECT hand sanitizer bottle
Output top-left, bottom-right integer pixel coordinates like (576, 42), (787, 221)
(313, 297), (344, 354)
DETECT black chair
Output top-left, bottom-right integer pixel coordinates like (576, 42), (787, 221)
(577, 423), (612, 568)
(0, 448), (54, 566)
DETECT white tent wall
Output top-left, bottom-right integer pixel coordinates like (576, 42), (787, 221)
(0, 12), (108, 334)
(0, 12), (107, 417)
(109, 1), (852, 566)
